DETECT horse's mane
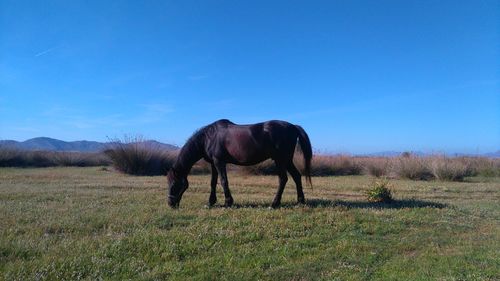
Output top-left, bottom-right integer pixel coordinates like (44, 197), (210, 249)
(185, 123), (215, 147)
(177, 121), (222, 165)
(174, 120), (233, 173)
(184, 119), (230, 147)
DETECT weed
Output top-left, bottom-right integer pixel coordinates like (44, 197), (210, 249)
(365, 178), (393, 203)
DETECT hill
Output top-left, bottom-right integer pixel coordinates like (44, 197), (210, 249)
(0, 137), (178, 152)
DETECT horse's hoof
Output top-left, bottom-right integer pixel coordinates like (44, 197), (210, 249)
(270, 202), (280, 209)
(209, 197), (217, 206)
(297, 198), (306, 205)
(224, 198), (234, 208)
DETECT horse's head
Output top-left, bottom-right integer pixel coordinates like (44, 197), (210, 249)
(167, 168), (188, 208)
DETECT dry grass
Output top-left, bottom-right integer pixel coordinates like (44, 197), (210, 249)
(393, 155), (434, 180)
(429, 156), (471, 181)
(464, 157), (500, 177)
(309, 155), (363, 176)
(2, 145), (498, 182)
(104, 137), (176, 176)
(239, 154), (499, 182)
(360, 157), (391, 178)
(240, 154), (363, 177)
(391, 154), (499, 182)
(0, 149), (109, 167)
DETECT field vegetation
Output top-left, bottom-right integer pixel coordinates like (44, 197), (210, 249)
(2, 145), (498, 182)
(1, 166), (499, 280)
(0, 149), (109, 167)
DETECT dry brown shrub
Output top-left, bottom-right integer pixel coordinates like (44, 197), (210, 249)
(104, 137), (175, 175)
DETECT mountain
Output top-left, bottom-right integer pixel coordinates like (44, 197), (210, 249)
(480, 151), (500, 158)
(0, 137), (178, 152)
(360, 151), (426, 157)
(359, 150), (499, 158)
(0, 138), (497, 157)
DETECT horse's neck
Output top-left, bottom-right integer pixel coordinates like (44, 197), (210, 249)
(174, 139), (203, 176)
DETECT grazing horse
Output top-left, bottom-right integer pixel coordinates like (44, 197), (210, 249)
(167, 119), (312, 208)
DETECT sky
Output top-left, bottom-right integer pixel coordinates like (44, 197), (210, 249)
(0, 0), (498, 154)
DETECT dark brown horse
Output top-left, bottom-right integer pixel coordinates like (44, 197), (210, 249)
(167, 119), (312, 208)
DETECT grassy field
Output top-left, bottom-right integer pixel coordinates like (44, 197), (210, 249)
(1, 167), (499, 280)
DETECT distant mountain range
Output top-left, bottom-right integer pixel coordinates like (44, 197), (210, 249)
(0, 137), (178, 152)
(360, 151), (426, 157)
(0, 137), (498, 158)
(483, 151), (500, 158)
(359, 150), (500, 158)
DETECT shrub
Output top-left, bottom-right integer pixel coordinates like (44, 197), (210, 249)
(190, 159), (212, 175)
(53, 152), (110, 167)
(308, 155), (363, 176)
(240, 160), (277, 175)
(394, 155), (434, 180)
(362, 157), (391, 178)
(104, 137), (176, 176)
(0, 148), (109, 167)
(365, 178), (393, 203)
(429, 156), (470, 181)
(0, 148), (24, 167)
(465, 157), (500, 177)
(240, 154), (363, 177)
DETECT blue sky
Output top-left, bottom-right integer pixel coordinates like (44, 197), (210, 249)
(0, 0), (498, 154)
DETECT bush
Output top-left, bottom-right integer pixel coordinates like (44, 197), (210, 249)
(190, 159), (213, 175)
(465, 157), (500, 177)
(429, 156), (470, 181)
(240, 155), (363, 177)
(0, 148), (109, 167)
(362, 157), (391, 178)
(240, 160), (277, 175)
(394, 155), (434, 180)
(0, 148), (24, 167)
(365, 178), (393, 203)
(308, 155), (363, 176)
(104, 137), (176, 176)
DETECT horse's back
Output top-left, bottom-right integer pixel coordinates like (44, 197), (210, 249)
(214, 119), (298, 142)
(205, 120), (290, 164)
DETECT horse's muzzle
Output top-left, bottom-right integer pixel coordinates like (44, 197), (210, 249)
(167, 195), (179, 208)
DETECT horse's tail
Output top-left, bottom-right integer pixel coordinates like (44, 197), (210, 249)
(295, 125), (313, 187)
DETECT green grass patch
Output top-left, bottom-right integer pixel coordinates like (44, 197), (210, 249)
(1, 167), (499, 280)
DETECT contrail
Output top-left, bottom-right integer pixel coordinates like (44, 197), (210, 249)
(35, 46), (59, 57)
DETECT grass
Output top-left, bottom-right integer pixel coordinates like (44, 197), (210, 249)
(1, 167), (499, 280)
(240, 154), (499, 181)
(0, 149), (109, 167)
(2, 146), (498, 182)
(104, 138), (175, 176)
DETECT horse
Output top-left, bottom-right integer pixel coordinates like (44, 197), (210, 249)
(167, 119), (312, 208)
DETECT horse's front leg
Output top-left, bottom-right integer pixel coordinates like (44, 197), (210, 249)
(209, 164), (218, 206)
(271, 166), (288, 208)
(214, 160), (233, 207)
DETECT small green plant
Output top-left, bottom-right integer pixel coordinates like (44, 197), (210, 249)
(366, 177), (393, 203)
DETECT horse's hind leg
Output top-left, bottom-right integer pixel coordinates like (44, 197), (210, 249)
(287, 162), (305, 204)
(214, 160), (234, 207)
(271, 163), (288, 208)
(209, 164), (218, 206)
